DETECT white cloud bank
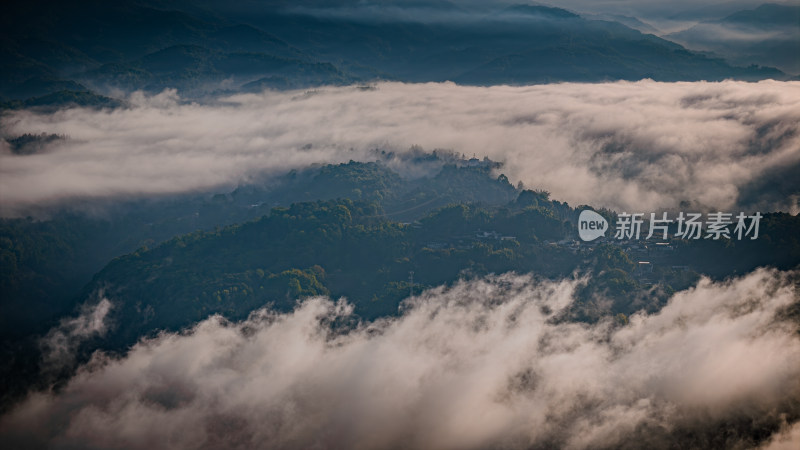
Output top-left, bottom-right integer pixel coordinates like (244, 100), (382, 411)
(1, 268), (798, 449)
(1, 80), (799, 216)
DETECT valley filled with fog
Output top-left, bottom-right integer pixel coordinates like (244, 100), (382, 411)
(2, 270), (800, 449)
(1, 1), (799, 449)
(3, 80), (799, 215)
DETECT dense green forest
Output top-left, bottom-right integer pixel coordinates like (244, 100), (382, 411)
(0, 154), (517, 339)
(79, 197), (800, 350)
(3, 156), (799, 341)
(1, 154), (799, 410)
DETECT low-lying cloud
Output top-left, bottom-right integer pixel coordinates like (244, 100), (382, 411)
(1, 80), (799, 216)
(38, 298), (112, 377)
(1, 269), (798, 449)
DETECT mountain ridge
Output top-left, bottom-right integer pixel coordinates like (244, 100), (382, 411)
(0, 0), (789, 102)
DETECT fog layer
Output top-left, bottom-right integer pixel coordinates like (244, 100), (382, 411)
(1, 269), (798, 449)
(2, 80), (799, 215)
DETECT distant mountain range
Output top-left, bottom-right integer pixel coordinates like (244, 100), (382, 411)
(668, 3), (800, 74)
(0, 1), (794, 104)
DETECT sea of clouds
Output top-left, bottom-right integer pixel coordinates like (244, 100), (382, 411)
(1, 269), (798, 449)
(1, 80), (799, 216)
